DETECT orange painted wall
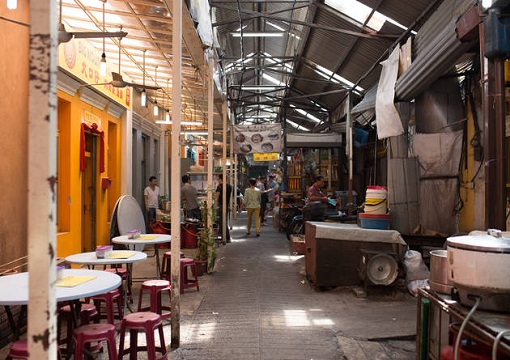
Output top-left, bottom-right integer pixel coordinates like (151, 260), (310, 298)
(0, 1), (29, 265)
(56, 89), (122, 257)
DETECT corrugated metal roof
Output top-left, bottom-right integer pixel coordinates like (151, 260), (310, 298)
(59, 0), (463, 132)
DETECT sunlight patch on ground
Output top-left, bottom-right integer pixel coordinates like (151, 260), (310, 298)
(284, 310), (311, 326)
(312, 318), (335, 326)
(273, 254), (304, 262)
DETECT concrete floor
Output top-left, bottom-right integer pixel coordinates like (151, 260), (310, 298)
(1, 210), (418, 359)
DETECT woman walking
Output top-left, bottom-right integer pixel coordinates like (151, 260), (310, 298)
(244, 178), (261, 237)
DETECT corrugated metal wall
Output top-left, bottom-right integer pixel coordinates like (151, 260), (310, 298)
(395, 0), (477, 101)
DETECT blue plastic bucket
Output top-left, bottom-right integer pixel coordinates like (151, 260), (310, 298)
(358, 213), (391, 230)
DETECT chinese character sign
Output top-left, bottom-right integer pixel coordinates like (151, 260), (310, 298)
(233, 124), (282, 154)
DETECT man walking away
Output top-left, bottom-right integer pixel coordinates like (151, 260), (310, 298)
(244, 178), (261, 237)
(181, 175), (201, 220)
(215, 174), (232, 243)
(259, 176), (269, 225)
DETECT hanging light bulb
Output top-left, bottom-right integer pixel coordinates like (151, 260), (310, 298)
(153, 65), (159, 116)
(7, 0), (17, 10)
(99, 1), (107, 76)
(99, 53), (107, 77)
(140, 49), (147, 107)
(141, 89), (147, 107)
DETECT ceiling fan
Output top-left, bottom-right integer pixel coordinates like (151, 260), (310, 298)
(83, 39), (161, 91)
(58, 0), (127, 44)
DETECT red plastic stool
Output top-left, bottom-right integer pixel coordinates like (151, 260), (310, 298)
(57, 303), (98, 349)
(103, 265), (132, 302)
(73, 323), (117, 360)
(137, 280), (171, 319)
(90, 288), (123, 325)
(160, 251), (185, 281)
(5, 339), (28, 360)
(6, 339), (62, 360)
(180, 258), (199, 294)
(118, 312), (167, 360)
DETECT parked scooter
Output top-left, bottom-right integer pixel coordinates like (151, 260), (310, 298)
(286, 199), (356, 240)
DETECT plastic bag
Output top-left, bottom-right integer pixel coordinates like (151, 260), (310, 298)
(403, 250), (430, 281)
(403, 250), (430, 296)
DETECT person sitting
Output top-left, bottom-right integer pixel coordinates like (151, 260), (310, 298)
(307, 175), (329, 204)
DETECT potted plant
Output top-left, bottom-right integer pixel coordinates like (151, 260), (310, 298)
(195, 195), (217, 275)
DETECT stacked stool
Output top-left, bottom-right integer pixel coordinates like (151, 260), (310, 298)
(73, 323), (117, 360)
(160, 251), (185, 281)
(57, 302), (98, 351)
(6, 339), (62, 360)
(103, 264), (132, 302)
(118, 312), (167, 360)
(89, 288), (123, 325)
(137, 280), (171, 319)
(161, 252), (199, 294)
(180, 258), (200, 294)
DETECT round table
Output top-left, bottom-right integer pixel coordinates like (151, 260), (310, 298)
(0, 269), (122, 306)
(65, 251), (147, 313)
(112, 234), (171, 278)
(0, 269), (121, 356)
(65, 250), (147, 266)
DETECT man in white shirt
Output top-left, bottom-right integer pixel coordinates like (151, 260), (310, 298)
(144, 176), (159, 222)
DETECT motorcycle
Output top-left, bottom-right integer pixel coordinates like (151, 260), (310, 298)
(286, 199), (357, 241)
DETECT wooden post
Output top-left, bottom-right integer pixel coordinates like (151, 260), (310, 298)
(222, 102), (227, 242)
(207, 54), (214, 247)
(346, 93), (354, 216)
(28, 0), (59, 358)
(234, 153), (238, 218)
(170, 0), (182, 348)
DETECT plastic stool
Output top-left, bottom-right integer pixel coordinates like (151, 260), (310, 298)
(73, 323), (117, 360)
(6, 339), (28, 360)
(160, 251), (185, 280)
(118, 312), (167, 360)
(57, 303), (98, 349)
(6, 339), (62, 360)
(180, 258), (199, 294)
(103, 265), (132, 302)
(90, 288), (123, 325)
(137, 280), (171, 319)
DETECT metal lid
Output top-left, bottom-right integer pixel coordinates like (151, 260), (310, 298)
(447, 233), (510, 253)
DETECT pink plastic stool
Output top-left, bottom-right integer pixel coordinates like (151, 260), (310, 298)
(6, 339), (62, 360)
(73, 323), (117, 360)
(137, 280), (171, 319)
(118, 312), (167, 360)
(160, 251), (185, 281)
(90, 288), (123, 325)
(6, 339), (28, 360)
(103, 265), (132, 302)
(57, 303), (98, 349)
(180, 258), (199, 294)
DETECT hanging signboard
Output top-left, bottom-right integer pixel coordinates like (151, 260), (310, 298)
(59, 38), (132, 109)
(253, 153), (279, 162)
(233, 124), (282, 154)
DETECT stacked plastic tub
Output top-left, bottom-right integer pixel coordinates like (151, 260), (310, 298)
(359, 186), (391, 230)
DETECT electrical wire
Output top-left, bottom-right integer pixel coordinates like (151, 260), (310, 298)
(454, 296), (481, 360)
(492, 329), (510, 360)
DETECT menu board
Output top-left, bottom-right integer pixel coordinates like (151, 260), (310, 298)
(233, 124), (282, 154)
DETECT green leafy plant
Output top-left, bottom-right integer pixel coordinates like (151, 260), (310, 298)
(195, 190), (217, 272)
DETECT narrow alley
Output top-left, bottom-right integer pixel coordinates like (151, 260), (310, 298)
(171, 211), (417, 360)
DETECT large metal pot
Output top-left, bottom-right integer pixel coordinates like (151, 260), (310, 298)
(447, 230), (510, 311)
(429, 250), (453, 294)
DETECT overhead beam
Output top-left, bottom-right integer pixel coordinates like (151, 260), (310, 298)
(212, 6), (398, 39)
